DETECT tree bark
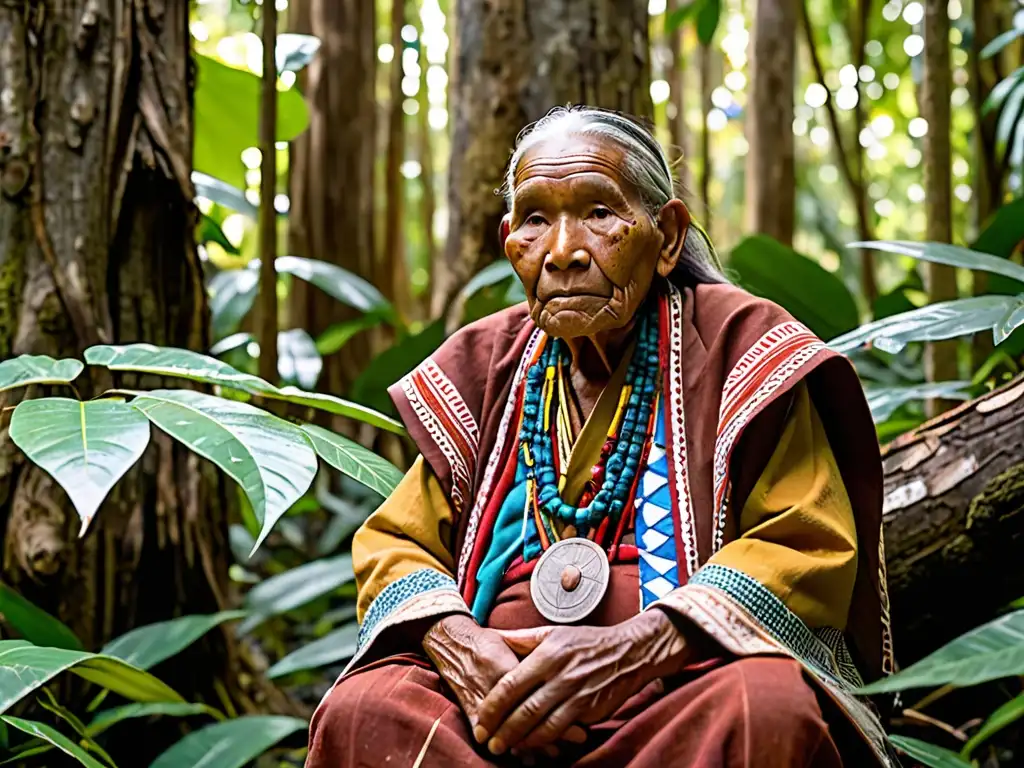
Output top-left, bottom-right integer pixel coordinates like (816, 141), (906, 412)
(0, 0), (263, 758)
(258, 0), (280, 383)
(745, 0), (796, 245)
(434, 0), (652, 316)
(288, 0), (376, 393)
(666, 0), (694, 196)
(382, 0), (411, 321)
(920, 0), (958, 415)
(882, 376), (1024, 665)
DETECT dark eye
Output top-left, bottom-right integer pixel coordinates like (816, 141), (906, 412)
(589, 207), (612, 220)
(526, 214), (547, 226)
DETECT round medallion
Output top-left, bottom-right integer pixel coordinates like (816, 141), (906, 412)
(530, 538), (610, 624)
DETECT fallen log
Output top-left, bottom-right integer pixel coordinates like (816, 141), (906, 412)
(882, 375), (1024, 666)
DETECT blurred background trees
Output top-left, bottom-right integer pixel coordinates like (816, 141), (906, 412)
(4, 0), (1024, 765)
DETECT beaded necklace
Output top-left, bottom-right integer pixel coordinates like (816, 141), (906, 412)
(520, 300), (662, 546)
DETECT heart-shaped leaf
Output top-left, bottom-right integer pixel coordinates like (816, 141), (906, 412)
(858, 609), (1024, 694)
(148, 715), (307, 768)
(730, 235), (859, 340)
(300, 423), (402, 498)
(0, 716), (107, 768)
(0, 585), (83, 650)
(100, 611), (247, 670)
(0, 356), (83, 394)
(0, 645), (182, 714)
(276, 33), (322, 73)
(130, 390), (317, 551)
(241, 554), (354, 632)
(9, 398), (151, 535)
(267, 621), (359, 678)
(194, 55), (309, 190)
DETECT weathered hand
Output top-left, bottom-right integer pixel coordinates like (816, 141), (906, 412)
(422, 614), (520, 729)
(474, 609), (692, 755)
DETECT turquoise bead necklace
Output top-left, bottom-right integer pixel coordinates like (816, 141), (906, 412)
(520, 299), (661, 539)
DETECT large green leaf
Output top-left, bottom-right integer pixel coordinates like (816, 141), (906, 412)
(996, 80), (1024, 157)
(86, 344), (405, 435)
(962, 691), (1024, 757)
(273, 256), (394, 319)
(972, 198), (1024, 300)
(87, 702), (220, 738)
(729, 235), (858, 340)
(9, 398), (151, 534)
(0, 356), (83, 393)
(0, 716), (108, 768)
(350, 320), (446, 414)
(277, 329), (322, 390)
(241, 554), (354, 632)
(315, 316), (383, 356)
(888, 736), (971, 768)
(696, 0), (721, 44)
(148, 715), (307, 768)
(666, 0), (703, 32)
(300, 423), (402, 498)
(850, 240), (1024, 285)
(864, 381), (972, 422)
(101, 611), (247, 670)
(193, 55), (309, 190)
(829, 295), (1023, 354)
(459, 260), (516, 299)
(859, 609), (1024, 694)
(130, 390), (317, 551)
(0, 645), (182, 714)
(0, 585), (82, 650)
(267, 621), (359, 678)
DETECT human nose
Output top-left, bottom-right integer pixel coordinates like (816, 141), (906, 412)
(545, 216), (591, 271)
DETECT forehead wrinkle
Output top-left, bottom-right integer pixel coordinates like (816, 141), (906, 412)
(515, 152), (626, 185)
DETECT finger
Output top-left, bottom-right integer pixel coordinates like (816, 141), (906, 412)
(494, 627), (554, 655)
(474, 650), (553, 741)
(489, 681), (569, 755)
(520, 698), (584, 750)
(563, 725), (588, 744)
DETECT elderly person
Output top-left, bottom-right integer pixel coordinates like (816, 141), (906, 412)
(307, 106), (895, 767)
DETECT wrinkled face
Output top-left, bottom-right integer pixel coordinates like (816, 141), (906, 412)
(501, 134), (687, 339)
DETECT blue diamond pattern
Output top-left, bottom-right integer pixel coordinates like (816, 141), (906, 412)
(636, 402), (679, 609)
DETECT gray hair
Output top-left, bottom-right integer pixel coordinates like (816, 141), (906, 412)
(503, 105), (729, 287)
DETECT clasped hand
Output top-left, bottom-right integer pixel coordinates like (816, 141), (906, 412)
(423, 610), (690, 758)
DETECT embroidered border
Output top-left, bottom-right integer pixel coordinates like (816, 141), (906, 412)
(652, 582), (893, 766)
(665, 284), (699, 577)
(689, 564), (859, 687)
(400, 358), (480, 514)
(879, 527), (895, 675)
(457, 328), (544, 587)
(712, 323), (825, 551)
(358, 568), (462, 648)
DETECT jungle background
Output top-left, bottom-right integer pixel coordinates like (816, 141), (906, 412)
(2, 0), (1024, 765)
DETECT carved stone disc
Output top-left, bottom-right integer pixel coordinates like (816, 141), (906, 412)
(530, 537), (610, 624)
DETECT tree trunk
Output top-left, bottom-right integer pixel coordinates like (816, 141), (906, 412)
(288, 0), (377, 394)
(920, 0), (958, 415)
(382, 0), (411, 321)
(434, 0), (652, 315)
(666, 0), (694, 196)
(882, 375), (1024, 665)
(0, 0), (260, 758)
(745, 0), (796, 245)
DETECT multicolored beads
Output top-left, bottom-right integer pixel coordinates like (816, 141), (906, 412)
(519, 300), (661, 541)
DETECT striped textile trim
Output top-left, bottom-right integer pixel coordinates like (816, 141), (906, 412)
(457, 328), (544, 587)
(878, 528), (895, 675)
(711, 323), (825, 552)
(664, 284), (699, 577)
(400, 357), (480, 514)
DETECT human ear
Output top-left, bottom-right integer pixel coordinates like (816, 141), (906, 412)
(498, 214), (512, 255)
(654, 199), (690, 278)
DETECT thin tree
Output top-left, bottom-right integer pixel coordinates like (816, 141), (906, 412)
(745, 0), (797, 245)
(288, 0), (377, 393)
(434, 0), (653, 315)
(920, 0), (958, 413)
